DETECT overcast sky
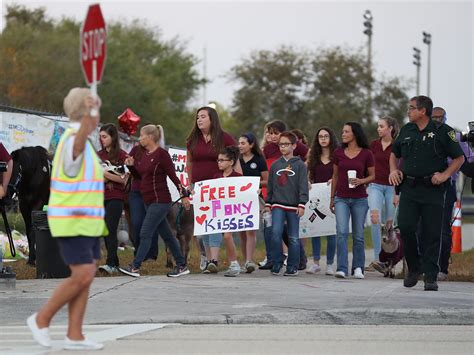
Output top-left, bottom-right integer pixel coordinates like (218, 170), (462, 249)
(1, 0), (472, 131)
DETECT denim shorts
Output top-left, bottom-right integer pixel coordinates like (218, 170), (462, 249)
(57, 236), (101, 265)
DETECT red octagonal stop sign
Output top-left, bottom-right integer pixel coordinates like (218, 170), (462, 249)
(80, 4), (107, 85)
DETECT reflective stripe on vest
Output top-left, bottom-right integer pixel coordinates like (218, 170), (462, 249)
(48, 128), (107, 237)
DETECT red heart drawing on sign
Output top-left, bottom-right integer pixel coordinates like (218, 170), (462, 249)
(199, 206), (210, 211)
(196, 215), (207, 225)
(240, 183), (252, 192)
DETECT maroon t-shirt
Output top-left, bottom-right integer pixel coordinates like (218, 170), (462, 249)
(97, 149), (128, 201)
(213, 170), (242, 178)
(263, 141), (309, 162)
(0, 143), (11, 162)
(370, 139), (392, 186)
(135, 147), (181, 205)
(311, 160), (334, 183)
(128, 145), (146, 192)
(187, 132), (236, 183)
(333, 147), (374, 199)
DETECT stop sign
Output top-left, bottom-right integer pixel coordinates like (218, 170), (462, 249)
(80, 4), (106, 85)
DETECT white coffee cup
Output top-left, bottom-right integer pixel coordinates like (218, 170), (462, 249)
(263, 211), (272, 227)
(348, 170), (357, 188)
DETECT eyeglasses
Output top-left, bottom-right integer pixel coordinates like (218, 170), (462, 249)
(318, 135), (330, 139)
(407, 105), (418, 111)
(278, 143), (292, 147)
(217, 159), (231, 163)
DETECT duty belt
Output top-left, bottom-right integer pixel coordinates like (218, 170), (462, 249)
(404, 174), (436, 188)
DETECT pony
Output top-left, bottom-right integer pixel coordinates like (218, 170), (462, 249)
(8, 146), (51, 265)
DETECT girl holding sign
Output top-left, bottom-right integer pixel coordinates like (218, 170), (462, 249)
(306, 127), (339, 276)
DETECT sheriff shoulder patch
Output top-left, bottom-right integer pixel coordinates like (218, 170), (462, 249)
(448, 130), (457, 142)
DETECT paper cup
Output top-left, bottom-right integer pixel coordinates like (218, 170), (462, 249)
(348, 170), (357, 188)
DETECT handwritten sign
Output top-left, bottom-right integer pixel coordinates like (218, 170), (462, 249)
(193, 176), (260, 235)
(299, 183), (337, 238)
(166, 147), (190, 203)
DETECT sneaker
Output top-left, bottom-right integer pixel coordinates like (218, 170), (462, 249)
(424, 280), (439, 291)
(259, 261), (273, 270)
(403, 271), (420, 288)
(271, 264), (282, 276)
(284, 268), (299, 276)
(64, 336), (104, 350)
(353, 267), (364, 279)
(199, 255), (207, 271)
(335, 271), (346, 279)
(224, 263), (241, 277)
(258, 257), (267, 267)
(437, 272), (448, 281)
(370, 261), (388, 274)
(207, 260), (218, 273)
(306, 264), (321, 274)
(27, 313), (51, 347)
(167, 265), (190, 278)
(245, 261), (256, 274)
(325, 265), (335, 276)
(283, 253), (288, 266)
(98, 265), (119, 275)
(119, 264), (140, 278)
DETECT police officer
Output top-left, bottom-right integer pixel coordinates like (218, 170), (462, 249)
(389, 96), (464, 291)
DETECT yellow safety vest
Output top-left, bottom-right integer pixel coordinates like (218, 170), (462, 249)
(47, 128), (108, 238)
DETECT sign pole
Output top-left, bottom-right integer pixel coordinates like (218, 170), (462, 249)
(90, 60), (98, 116)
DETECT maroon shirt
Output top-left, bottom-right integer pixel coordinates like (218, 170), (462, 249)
(187, 132), (236, 183)
(128, 145), (146, 192)
(311, 161), (334, 183)
(213, 170), (242, 178)
(263, 141), (309, 162)
(0, 143), (11, 162)
(97, 149), (128, 201)
(370, 139), (392, 186)
(333, 147), (374, 199)
(135, 147), (181, 205)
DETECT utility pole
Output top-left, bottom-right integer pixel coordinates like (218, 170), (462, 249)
(413, 47), (421, 95)
(423, 32), (432, 96)
(363, 10), (373, 123)
(202, 44), (207, 105)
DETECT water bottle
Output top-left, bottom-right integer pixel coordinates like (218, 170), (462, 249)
(263, 211), (272, 227)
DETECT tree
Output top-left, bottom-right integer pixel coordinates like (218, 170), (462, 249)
(229, 46), (411, 139)
(0, 4), (201, 145)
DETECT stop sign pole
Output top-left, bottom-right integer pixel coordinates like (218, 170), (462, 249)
(80, 3), (106, 113)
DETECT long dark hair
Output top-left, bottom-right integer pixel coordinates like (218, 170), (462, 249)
(100, 123), (121, 163)
(308, 127), (338, 183)
(342, 122), (369, 149)
(186, 106), (225, 156)
(240, 132), (263, 157)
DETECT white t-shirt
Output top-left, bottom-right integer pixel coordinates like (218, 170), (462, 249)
(62, 123), (84, 178)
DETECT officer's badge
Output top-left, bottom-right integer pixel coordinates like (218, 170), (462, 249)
(448, 130), (457, 142)
(427, 132), (435, 138)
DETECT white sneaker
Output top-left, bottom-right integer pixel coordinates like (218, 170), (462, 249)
(325, 265), (335, 276)
(27, 313), (51, 347)
(306, 264), (321, 274)
(199, 255), (207, 271)
(334, 271), (346, 279)
(283, 253), (288, 266)
(64, 336), (104, 350)
(258, 257), (267, 267)
(353, 267), (365, 279)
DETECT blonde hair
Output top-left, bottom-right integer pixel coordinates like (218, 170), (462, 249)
(63, 88), (96, 122)
(141, 124), (162, 144)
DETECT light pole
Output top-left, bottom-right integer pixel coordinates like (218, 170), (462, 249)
(423, 31), (432, 96)
(413, 47), (421, 95)
(363, 10), (373, 122)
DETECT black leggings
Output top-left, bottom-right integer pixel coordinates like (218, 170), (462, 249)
(104, 199), (124, 267)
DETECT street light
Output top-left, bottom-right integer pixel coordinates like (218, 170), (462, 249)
(423, 31), (432, 96)
(363, 10), (373, 122)
(413, 47), (421, 95)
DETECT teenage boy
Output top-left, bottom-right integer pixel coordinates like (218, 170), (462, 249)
(264, 132), (309, 276)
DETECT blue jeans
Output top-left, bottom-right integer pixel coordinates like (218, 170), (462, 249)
(133, 202), (185, 269)
(129, 190), (158, 260)
(201, 233), (223, 248)
(311, 235), (336, 265)
(334, 197), (369, 275)
(368, 183), (395, 260)
(271, 208), (300, 271)
(263, 223), (273, 263)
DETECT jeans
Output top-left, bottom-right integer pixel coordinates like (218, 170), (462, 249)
(368, 183), (395, 260)
(201, 233), (223, 248)
(271, 208), (300, 271)
(311, 235), (336, 265)
(104, 199), (124, 267)
(133, 202), (185, 269)
(439, 181), (457, 274)
(129, 190), (158, 260)
(334, 197), (369, 275)
(263, 223), (273, 263)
